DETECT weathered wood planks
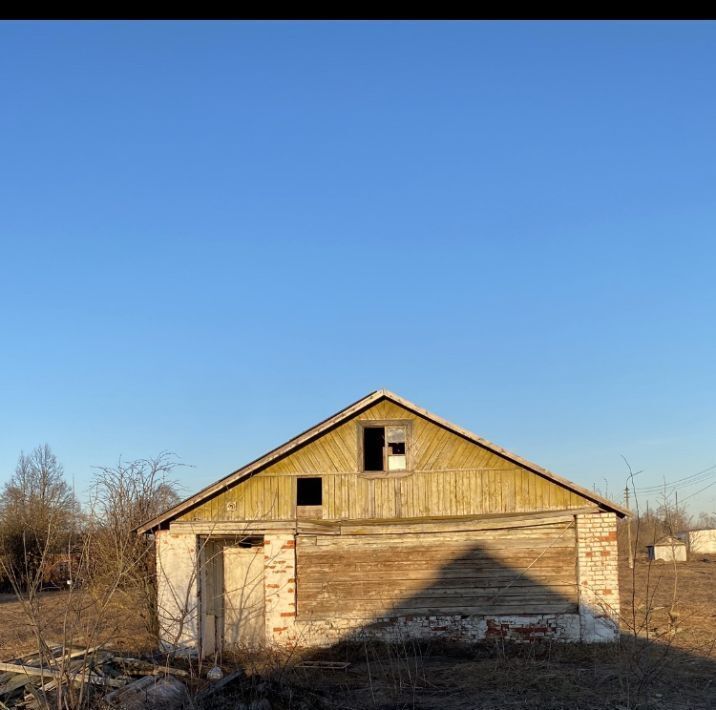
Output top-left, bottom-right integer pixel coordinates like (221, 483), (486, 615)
(296, 520), (577, 619)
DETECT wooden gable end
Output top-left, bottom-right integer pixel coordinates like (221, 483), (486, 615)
(178, 399), (592, 523)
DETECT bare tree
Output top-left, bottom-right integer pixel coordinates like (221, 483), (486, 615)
(694, 511), (716, 529)
(655, 492), (692, 539)
(0, 444), (80, 592)
(0, 452), (183, 709)
(88, 452), (182, 641)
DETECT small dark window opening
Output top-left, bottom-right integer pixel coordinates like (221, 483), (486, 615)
(363, 427), (385, 471)
(297, 477), (323, 506)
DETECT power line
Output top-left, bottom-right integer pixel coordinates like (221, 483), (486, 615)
(635, 463), (716, 494)
(680, 478), (716, 504)
(636, 463), (716, 492)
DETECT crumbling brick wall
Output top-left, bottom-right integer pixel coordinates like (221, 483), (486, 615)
(290, 613), (581, 646)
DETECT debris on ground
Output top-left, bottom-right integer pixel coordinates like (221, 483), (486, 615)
(104, 675), (188, 709)
(0, 645), (193, 709)
(294, 661), (350, 670)
(194, 668), (244, 704)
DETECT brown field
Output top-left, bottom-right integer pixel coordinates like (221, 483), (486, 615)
(0, 590), (155, 661)
(1, 556), (715, 709)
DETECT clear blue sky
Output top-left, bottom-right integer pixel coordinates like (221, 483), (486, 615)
(1, 21), (715, 515)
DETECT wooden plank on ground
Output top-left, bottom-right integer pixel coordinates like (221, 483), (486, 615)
(0, 662), (126, 688)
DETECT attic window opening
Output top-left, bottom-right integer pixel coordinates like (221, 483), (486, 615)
(363, 424), (407, 472)
(363, 427), (385, 471)
(297, 477), (322, 506)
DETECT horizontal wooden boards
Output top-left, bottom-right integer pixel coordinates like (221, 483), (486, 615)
(296, 602), (577, 619)
(337, 510), (592, 535)
(299, 567), (575, 584)
(296, 521), (577, 619)
(169, 510), (591, 537)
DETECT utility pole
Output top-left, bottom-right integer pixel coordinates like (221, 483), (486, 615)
(625, 485), (634, 569)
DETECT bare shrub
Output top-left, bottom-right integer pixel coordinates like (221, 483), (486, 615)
(88, 452), (182, 642)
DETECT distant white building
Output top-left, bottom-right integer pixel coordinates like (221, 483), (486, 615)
(677, 529), (716, 555)
(646, 536), (687, 563)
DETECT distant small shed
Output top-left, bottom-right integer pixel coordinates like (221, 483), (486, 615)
(677, 529), (716, 555)
(646, 536), (687, 563)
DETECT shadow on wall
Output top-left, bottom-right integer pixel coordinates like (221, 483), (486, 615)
(283, 517), (595, 647)
(210, 520), (716, 708)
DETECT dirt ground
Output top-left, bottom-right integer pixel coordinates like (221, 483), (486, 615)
(0, 589), (155, 661)
(619, 554), (716, 654)
(1, 557), (714, 709)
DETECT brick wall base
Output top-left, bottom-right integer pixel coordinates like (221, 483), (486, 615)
(285, 613), (581, 647)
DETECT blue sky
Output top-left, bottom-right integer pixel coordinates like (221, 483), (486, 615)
(1, 21), (715, 514)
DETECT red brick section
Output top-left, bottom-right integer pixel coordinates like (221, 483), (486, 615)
(486, 619), (552, 641)
(264, 534), (298, 645)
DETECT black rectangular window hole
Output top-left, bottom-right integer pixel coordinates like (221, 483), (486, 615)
(297, 477), (322, 506)
(363, 426), (385, 471)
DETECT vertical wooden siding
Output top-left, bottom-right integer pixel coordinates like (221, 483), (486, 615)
(179, 400), (590, 522)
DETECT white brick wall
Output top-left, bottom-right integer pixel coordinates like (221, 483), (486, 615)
(156, 530), (200, 651)
(287, 613), (581, 647)
(263, 534), (298, 645)
(576, 512), (620, 642)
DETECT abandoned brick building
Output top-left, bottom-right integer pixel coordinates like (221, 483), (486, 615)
(137, 390), (627, 654)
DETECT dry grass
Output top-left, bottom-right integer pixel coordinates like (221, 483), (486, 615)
(0, 589), (154, 661)
(199, 637), (716, 710)
(620, 554), (716, 655)
(204, 557), (716, 710)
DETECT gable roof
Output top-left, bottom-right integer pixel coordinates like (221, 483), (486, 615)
(136, 389), (629, 534)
